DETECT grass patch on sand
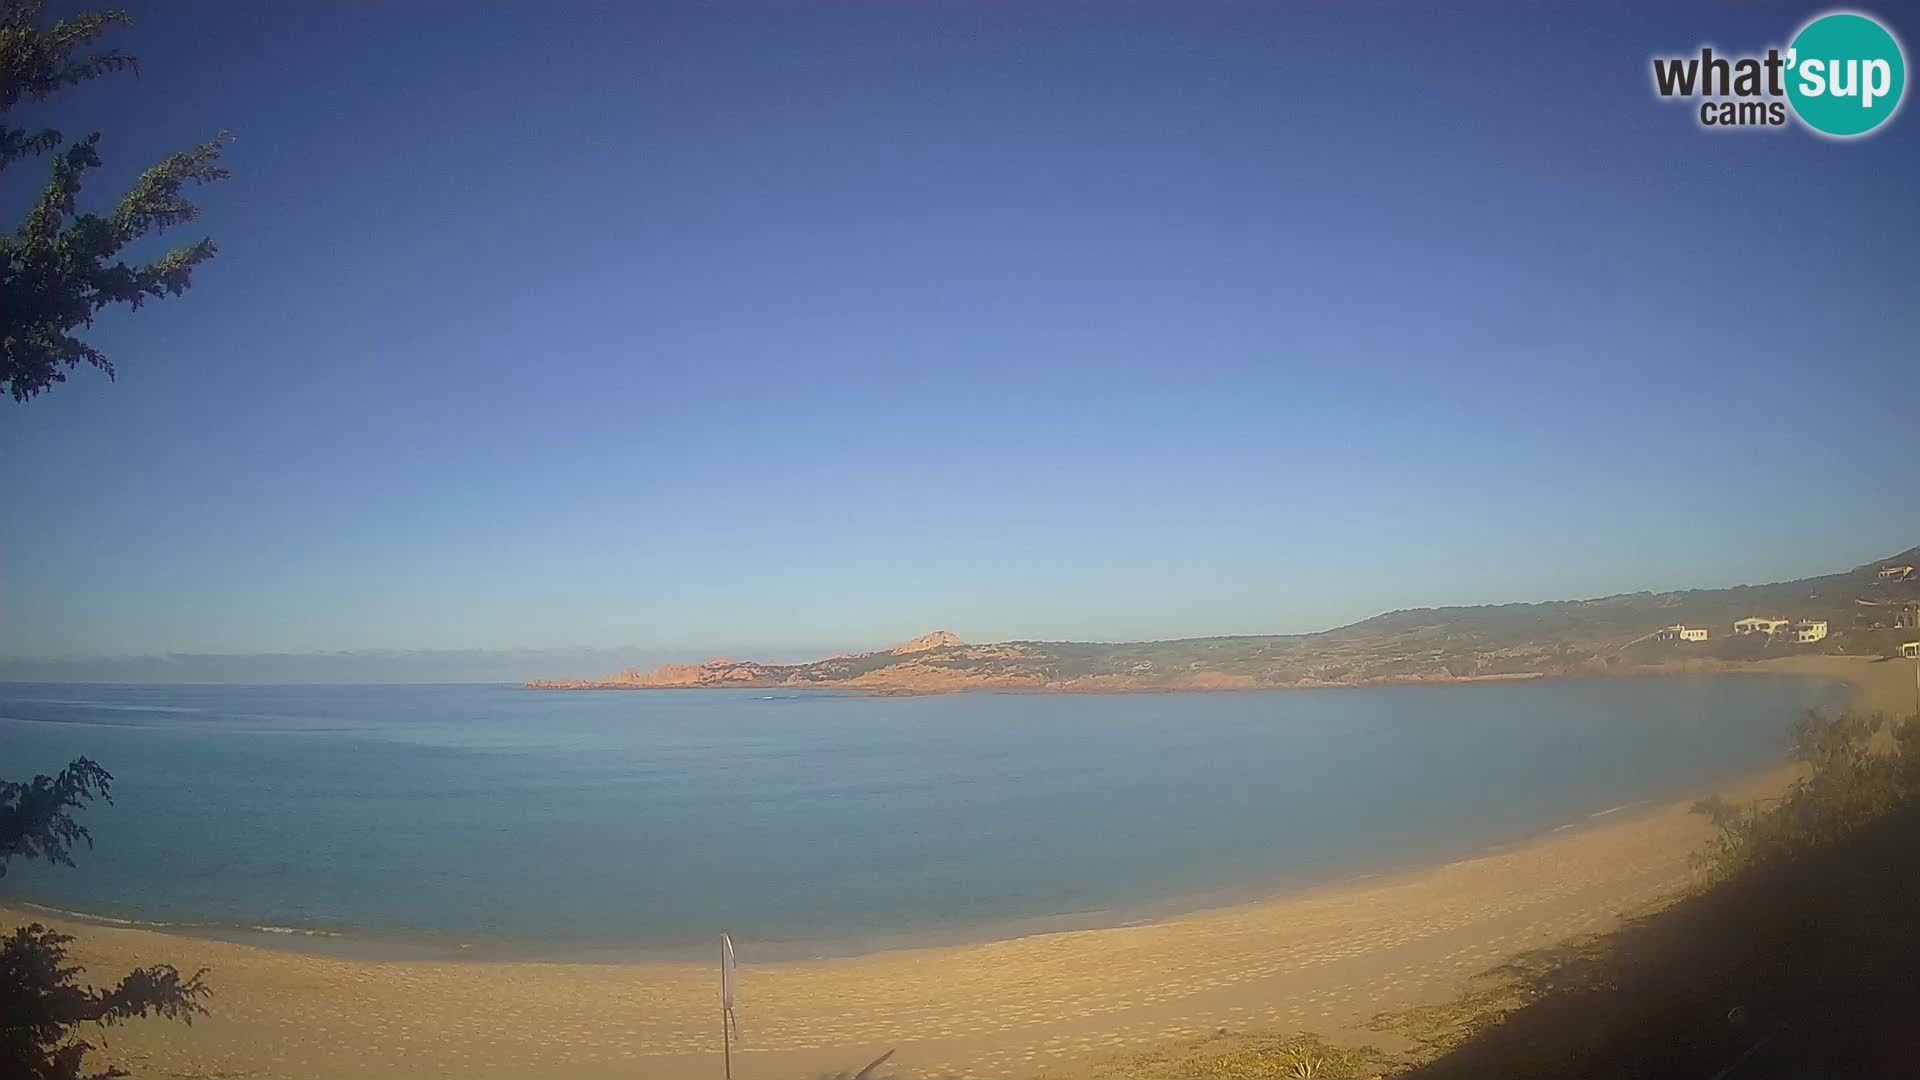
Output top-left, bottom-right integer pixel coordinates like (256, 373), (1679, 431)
(1087, 1030), (1388, 1079)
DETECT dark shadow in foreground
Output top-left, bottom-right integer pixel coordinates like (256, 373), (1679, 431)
(1387, 709), (1920, 1080)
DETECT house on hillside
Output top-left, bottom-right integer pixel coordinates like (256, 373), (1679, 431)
(1878, 564), (1915, 583)
(1902, 642), (1920, 659)
(1792, 619), (1829, 644)
(1656, 624), (1710, 643)
(1733, 617), (1791, 636)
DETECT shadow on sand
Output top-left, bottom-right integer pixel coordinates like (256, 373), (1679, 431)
(1390, 710), (1920, 1079)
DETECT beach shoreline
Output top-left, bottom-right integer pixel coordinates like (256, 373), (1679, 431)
(0, 781), (1704, 970)
(5, 654), (1912, 1080)
(3, 666), (1848, 968)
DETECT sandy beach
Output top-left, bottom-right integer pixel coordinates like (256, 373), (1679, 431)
(7, 654), (1914, 1080)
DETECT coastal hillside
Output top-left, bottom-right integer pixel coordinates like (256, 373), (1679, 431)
(525, 547), (1920, 692)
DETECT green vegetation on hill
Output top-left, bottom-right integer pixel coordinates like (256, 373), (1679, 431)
(531, 545), (1920, 691)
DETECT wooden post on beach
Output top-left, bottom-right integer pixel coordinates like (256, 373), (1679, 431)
(720, 934), (736, 1080)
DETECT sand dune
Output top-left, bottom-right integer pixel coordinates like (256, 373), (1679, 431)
(7, 654), (1913, 1080)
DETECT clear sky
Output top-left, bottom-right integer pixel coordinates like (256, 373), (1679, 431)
(3, 3), (1917, 677)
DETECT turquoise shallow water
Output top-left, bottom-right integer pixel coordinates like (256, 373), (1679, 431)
(0, 675), (1840, 958)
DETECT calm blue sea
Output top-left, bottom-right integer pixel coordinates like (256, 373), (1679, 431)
(0, 676), (1840, 959)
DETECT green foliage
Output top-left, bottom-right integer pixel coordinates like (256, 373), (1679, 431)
(1690, 709), (1919, 881)
(1, 757), (213, 1080)
(0, 756), (111, 875)
(0, 2), (133, 119)
(3, 10), (226, 1059)
(2, 0), (229, 402)
(0, 925), (210, 1080)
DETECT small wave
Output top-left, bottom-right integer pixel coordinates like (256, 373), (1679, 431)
(5, 699), (205, 714)
(1587, 801), (1645, 819)
(16, 903), (349, 941)
(22, 902), (176, 929)
(0, 714), (160, 729)
(252, 925), (345, 938)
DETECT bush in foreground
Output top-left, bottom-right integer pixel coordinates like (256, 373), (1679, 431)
(1, 758), (211, 1080)
(1376, 708), (1920, 1079)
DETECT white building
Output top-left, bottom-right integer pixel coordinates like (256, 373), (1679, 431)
(1656, 624), (1710, 643)
(1733, 617), (1791, 636)
(1791, 619), (1828, 644)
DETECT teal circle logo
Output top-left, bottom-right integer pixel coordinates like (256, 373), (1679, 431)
(1787, 12), (1906, 137)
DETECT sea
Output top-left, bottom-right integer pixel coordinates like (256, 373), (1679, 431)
(0, 674), (1842, 960)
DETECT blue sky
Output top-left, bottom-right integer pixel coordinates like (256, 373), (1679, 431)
(3, 3), (1917, 675)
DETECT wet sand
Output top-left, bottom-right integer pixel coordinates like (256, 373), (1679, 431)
(7, 654), (1913, 1080)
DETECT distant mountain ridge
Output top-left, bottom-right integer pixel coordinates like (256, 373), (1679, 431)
(524, 547), (1920, 693)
